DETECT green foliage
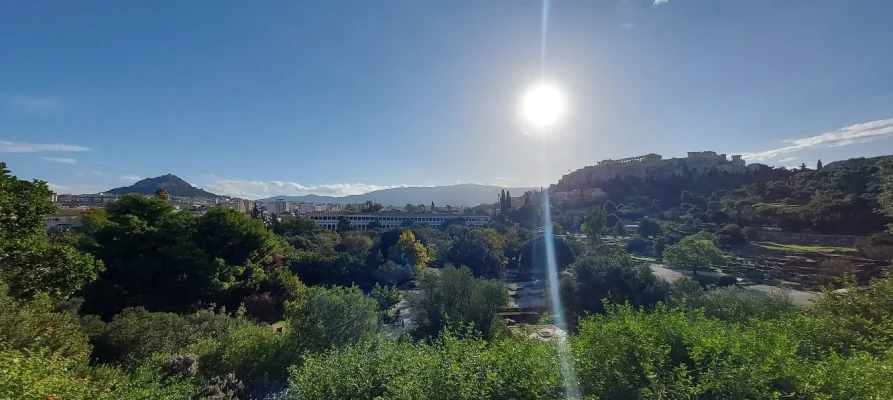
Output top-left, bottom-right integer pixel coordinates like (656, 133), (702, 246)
(662, 232), (726, 274)
(638, 217), (662, 238)
(581, 207), (606, 243)
(560, 251), (669, 326)
(85, 307), (243, 367)
(0, 281), (91, 359)
(0, 164), (104, 299)
(336, 216), (352, 232)
(446, 227), (507, 278)
(286, 285), (379, 352)
(613, 220), (626, 236)
(1, 237), (104, 299)
(518, 235), (576, 276)
(370, 283), (400, 311)
(81, 196), (292, 316)
(289, 333), (561, 400)
(389, 230), (428, 271)
(410, 265), (509, 340)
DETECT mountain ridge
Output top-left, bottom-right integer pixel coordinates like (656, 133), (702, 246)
(258, 183), (535, 206)
(106, 174), (223, 199)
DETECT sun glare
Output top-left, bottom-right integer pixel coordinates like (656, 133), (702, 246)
(521, 83), (565, 127)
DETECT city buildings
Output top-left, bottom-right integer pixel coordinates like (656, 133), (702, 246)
(305, 212), (490, 230)
(45, 208), (89, 232)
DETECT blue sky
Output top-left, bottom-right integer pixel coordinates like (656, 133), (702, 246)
(2, 0), (892, 199)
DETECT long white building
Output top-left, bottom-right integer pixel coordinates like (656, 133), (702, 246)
(306, 212), (491, 230)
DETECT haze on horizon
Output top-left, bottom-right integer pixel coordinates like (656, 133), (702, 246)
(2, 0), (892, 198)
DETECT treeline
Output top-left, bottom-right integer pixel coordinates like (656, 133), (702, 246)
(3, 160), (893, 399)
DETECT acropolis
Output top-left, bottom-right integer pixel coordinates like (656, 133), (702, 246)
(557, 151), (766, 189)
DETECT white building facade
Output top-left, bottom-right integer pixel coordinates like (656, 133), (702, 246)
(306, 212), (490, 230)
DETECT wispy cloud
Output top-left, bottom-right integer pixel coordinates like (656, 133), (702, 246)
(119, 175), (141, 183)
(777, 157), (797, 163)
(621, 22), (635, 30)
(47, 183), (68, 191)
(653, 0), (669, 5)
(205, 179), (409, 200)
(0, 140), (90, 153)
(741, 117), (893, 162)
(1, 95), (64, 114)
(41, 157), (77, 164)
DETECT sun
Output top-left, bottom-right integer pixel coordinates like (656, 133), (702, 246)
(521, 83), (565, 127)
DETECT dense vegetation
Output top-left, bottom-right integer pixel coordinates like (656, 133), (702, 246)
(2, 159), (893, 399)
(552, 156), (892, 237)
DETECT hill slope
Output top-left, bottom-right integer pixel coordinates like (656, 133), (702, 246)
(106, 174), (222, 198)
(259, 184), (534, 206)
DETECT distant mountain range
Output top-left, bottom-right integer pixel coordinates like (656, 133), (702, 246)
(259, 184), (535, 206)
(106, 174), (223, 199)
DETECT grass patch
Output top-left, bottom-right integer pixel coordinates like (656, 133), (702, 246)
(754, 242), (856, 254)
(631, 255), (658, 263)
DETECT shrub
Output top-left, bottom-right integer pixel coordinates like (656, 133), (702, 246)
(625, 235), (650, 254)
(717, 275), (739, 287)
(743, 226), (760, 241)
(243, 292), (278, 323)
(199, 373), (245, 400)
(410, 265), (510, 340)
(0, 283), (92, 359)
(162, 353), (199, 377)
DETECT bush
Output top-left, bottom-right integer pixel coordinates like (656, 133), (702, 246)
(560, 252), (669, 326)
(199, 373), (245, 400)
(162, 353), (199, 377)
(409, 265), (510, 340)
(717, 275), (739, 287)
(625, 235), (650, 254)
(743, 226), (760, 241)
(0, 283), (92, 360)
(289, 334), (561, 399)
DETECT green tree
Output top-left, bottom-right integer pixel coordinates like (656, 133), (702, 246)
(0, 163), (104, 298)
(336, 216), (352, 232)
(880, 158), (893, 231)
(662, 232), (726, 275)
(581, 207), (606, 243)
(366, 220), (382, 230)
(638, 217), (662, 239)
(409, 265), (509, 340)
(446, 228), (507, 278)
(518, 235), (576, 276)
(389, 230), (428, 271)
(81, 195), (290, 316)
(559, 251), (669, 326)
(613, 220), (626, 236)
(286, 285), (378, 352)
(153, 187), (170, 200)
(370, 283), (400, 311)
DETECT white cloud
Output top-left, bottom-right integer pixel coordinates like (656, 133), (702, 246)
(41, 157), (77, 164)
(777, 157), (797, 163)
(621, 22), (635, 30)
(1, 95), (63, 114)
(204, 179), (409, 200)
(119, 175), (141, 183)
(91, 170), (104, 176)
(47, 183), (68, 191)
(741, 117), (893, 162)
(653, 0), (669, 5)
(0, 140), (90, 153)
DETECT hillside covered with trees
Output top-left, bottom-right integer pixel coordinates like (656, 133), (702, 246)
(3, 160), (893, 399)
(550, 156), (892, 236)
